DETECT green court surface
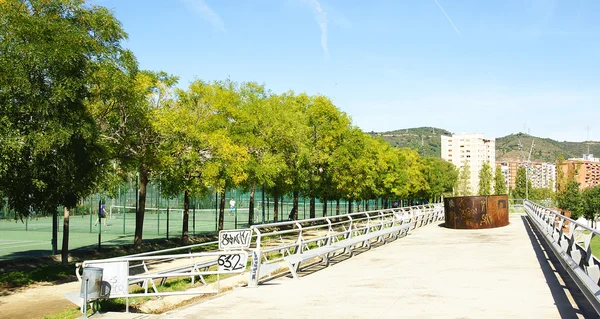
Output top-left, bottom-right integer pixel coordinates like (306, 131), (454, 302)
(0, 207), (256, 261)
(0, 203), (340, 261)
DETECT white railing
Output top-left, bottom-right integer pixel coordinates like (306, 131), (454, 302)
(524, 200), (600, 315)
(71, 203), (445, 314)
(75, 250), (247, 313)
(247, 203), (444, 287)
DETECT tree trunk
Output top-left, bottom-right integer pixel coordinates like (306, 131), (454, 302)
(365, 200), (369, 211)
(218, 189), (226, 231)
(273, 193), (279, 223)
(322, 198), (327, 217)
(309, 190), (315, 219)
(336, 199), (340, 215)
(134, 169), (148, 249)
(348, 199), (352, 214)
(384, 198), (389, 209)
(248, 185), (255, 226)
(182, 189), (189, 244)
(375, 198), (379, 209)
(61, 207), (69, 265)
(293, 191), (299, 220)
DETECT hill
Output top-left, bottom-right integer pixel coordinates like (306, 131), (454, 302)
(371, 127), (600, 162)
(367, 127), (452, 158)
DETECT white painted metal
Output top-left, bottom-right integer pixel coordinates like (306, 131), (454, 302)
(247, 203), (444, 287)
(523, 200), (600, 315)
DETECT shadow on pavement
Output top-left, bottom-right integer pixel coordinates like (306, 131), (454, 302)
(521, 215), (597, 319)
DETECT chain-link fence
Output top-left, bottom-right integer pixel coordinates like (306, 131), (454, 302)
(0, 181), (421, 260)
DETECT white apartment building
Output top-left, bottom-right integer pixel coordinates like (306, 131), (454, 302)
(441, 133), (496, 195)
(529, 162), (556, 191)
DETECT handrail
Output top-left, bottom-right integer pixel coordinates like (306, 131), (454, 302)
(524, 200), (600, 315)
(247, 203), (444, 287)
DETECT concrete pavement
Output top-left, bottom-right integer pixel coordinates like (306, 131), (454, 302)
(159, 213), (593, 319)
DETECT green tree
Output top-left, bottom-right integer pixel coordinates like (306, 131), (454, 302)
(583, 186), (600, 227)
(494, 165), (507, 195)
(304, 95), (350, 218)
(419, 158), (458, 201)
(0, 0), (133, 262)
(477, 162), (493, 196)
(512, 167), (530, 199)
(456, 161), (471, 196)
(555, 180), (583, 219)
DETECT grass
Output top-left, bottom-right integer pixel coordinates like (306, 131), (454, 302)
(46, 272), (233, 319)
(42, 307), (82, 319)
(0, 234), (219, 291)
(0, 263), (73, 288)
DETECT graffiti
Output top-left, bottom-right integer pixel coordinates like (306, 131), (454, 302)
(217, 253), (248, 272)
(218, 229), (252, 250)
(498, 199), (507, 209)
(250, 250), (259, 281)
(444, 195), (509, 229)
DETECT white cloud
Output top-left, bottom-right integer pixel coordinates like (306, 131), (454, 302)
(305, 0), (329, 59)
(183, 0), (225, 33)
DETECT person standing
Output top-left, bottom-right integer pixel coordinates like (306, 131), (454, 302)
(229, 198), (236, 215)
(94, 201), (108, 227)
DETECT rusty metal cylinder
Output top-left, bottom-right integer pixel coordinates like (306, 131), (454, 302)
(444, 195), (509, 229)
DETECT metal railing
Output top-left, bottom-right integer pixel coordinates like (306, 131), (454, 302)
(524, 200), (600, 315)
(76, 250), (247, 313)
(71, 203), (445, 314)
(247, 203), (444, 287)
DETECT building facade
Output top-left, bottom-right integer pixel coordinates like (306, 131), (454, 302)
(558, 154), (600, 190)
(441, 133), (495, 194)
(497, 160), (556, 192)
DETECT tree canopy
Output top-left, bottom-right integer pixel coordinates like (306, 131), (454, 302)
(0, 0), (464, 248)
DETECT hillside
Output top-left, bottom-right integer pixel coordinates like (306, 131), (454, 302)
(372, 127), (600, 162)
(367, 127), (452, 158)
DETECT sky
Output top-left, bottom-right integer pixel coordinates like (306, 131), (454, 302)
(90, 0), (600, 142)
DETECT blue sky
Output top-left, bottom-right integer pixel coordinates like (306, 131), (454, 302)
(91, 0), (600, 142)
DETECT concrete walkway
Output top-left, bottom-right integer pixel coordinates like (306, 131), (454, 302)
(159, 214), (593, 319)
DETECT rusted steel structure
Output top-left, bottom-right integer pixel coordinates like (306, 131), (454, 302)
(444, 195), (509, 229)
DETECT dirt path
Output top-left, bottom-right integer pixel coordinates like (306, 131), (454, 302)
(0, 280), (80, 319)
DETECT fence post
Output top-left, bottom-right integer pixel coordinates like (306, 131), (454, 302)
(166, 206), (170, 239)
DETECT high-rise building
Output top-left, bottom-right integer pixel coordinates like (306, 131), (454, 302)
(558, 154), (600, 190)
(498, 161), (556, 192)
(441, 133), (495, 194)
(529, 162), (556, 191)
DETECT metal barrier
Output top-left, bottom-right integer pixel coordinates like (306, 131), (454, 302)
(524, 200), (600, 314)
(69, 203), (444, 314)
(74, 250), (247, 313)
(247, 203), (444, 287)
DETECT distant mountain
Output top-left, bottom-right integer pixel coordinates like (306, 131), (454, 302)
(367, 127), (452, 158)
(370, 127), (600, 162)
(496, 133), (600, 162)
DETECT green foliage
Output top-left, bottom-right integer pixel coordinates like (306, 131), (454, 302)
(0, 263), (72, 288)
(456, 161), (471, 196)
(0, 0), (468, 241)
(494, 165), (507, 195)
(583, 186), (600, 223)
(528, 187), (554, 201)
(369, 127), (451, 158)
(419, 157), (458, 200)
(376, 129), (600, 163)
(512, 167), (530, 199)
(0, 0), (130, 215)
(477, 162), (493, 196)
(556, 180), (583, 219)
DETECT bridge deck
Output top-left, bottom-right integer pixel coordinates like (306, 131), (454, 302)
(163, 214), (591, 319)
